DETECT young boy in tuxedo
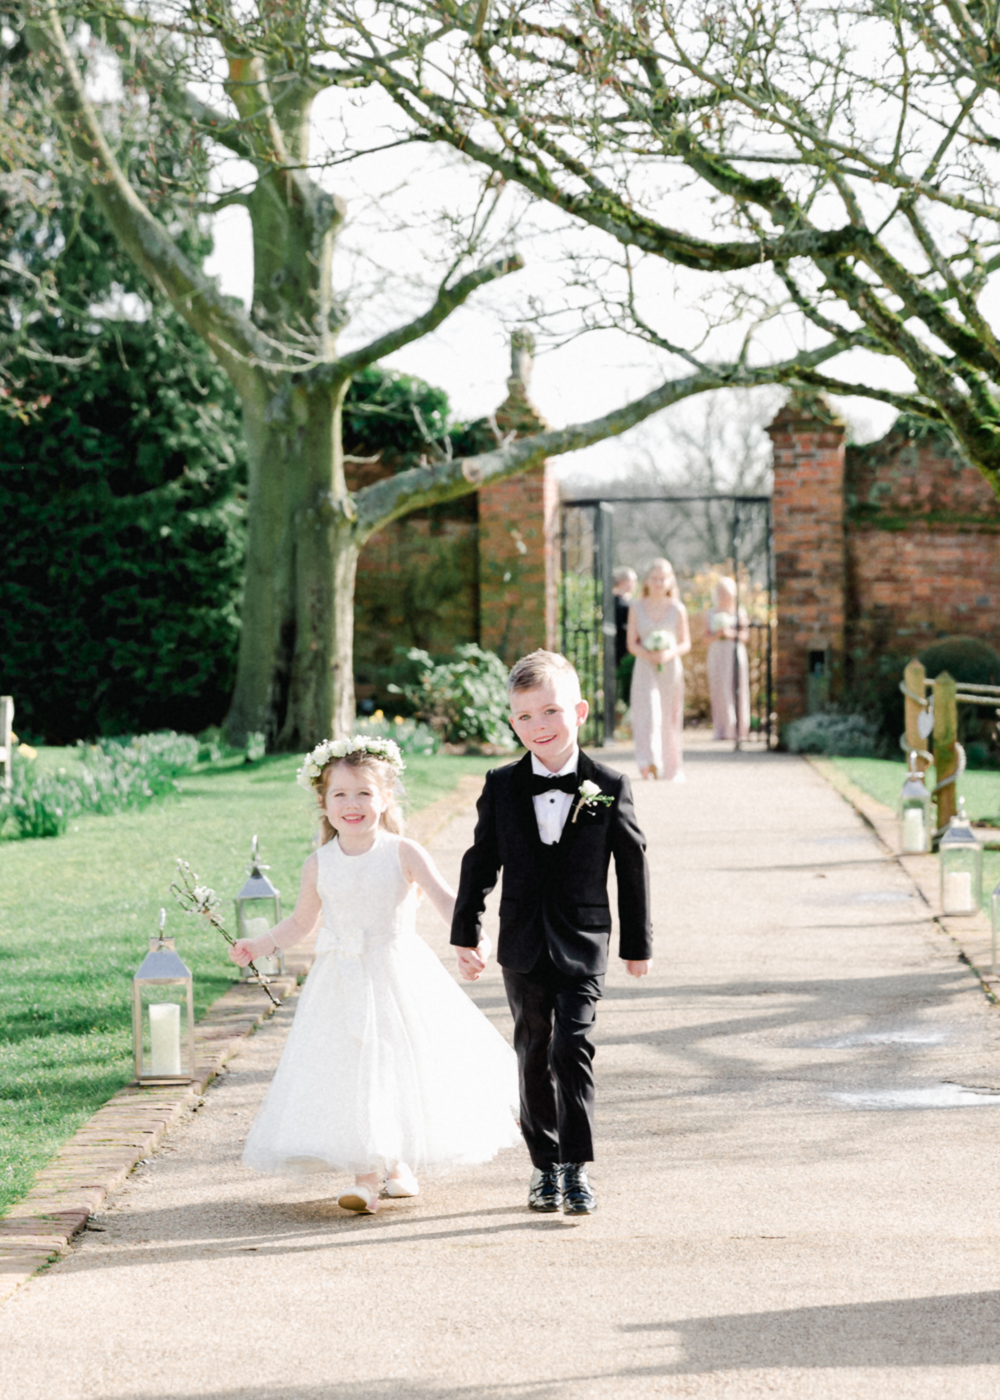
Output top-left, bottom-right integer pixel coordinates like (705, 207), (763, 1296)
(451, 650), (652, 1214)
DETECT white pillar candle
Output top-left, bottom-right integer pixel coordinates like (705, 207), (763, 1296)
(902, 809), (926, 853)
(944, 870), (974, 914)
(242, 916), (278, 974)
(149, 1003), (181, 1075)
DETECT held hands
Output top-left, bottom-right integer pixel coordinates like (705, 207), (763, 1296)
(456, 936), (492, 982)
(625, 959), (652, 979)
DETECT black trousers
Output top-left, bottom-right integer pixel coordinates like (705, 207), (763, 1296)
(502, 946), (603, 1169)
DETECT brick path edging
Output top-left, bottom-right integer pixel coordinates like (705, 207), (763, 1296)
(0, 972), (302, 1305)
(809, 757), (999, 1003)
(0, 768), (488, 1307)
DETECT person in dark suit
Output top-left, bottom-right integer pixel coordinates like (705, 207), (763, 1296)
(451, 650), (652, 1215)
(613, 566), (638, 667)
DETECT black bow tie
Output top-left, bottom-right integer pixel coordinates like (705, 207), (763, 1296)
(529, 772), (579, 797)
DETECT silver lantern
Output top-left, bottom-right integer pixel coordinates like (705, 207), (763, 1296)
(236, 835), (283, 978)
(939, 800), (982, 917)
(132, 909), (196, 1083)
(898, 752), (932, 855)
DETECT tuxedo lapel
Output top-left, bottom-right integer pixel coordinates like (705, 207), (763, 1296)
(511, 752), (544, 853)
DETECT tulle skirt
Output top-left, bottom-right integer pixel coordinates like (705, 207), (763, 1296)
(243, 933), (521, 1176)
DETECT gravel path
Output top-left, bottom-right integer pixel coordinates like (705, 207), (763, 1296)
(2, 741), (999, 1399)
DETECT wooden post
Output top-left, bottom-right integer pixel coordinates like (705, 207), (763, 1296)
(903, 658), (929, 773)
(933, 671), (959, 832)
(0, 696), (13, 792)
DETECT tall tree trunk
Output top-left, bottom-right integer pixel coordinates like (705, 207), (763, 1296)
(226, 375), (354, 750)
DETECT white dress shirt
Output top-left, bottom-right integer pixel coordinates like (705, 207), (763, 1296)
(531, 747), (579, 846)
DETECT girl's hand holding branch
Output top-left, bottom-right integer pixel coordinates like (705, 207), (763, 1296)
(227, 854), (321, 968)
(230, 933), (277, 967)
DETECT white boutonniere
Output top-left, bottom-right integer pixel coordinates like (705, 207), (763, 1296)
(571, 779), (614, 823)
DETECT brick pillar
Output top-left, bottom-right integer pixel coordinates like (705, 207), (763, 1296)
(766, 393), (846, 729)
(477, 332), (558, 664)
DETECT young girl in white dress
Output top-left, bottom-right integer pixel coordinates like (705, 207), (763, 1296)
(627, 557), (691, 781)
(229, 736), (520, 1214)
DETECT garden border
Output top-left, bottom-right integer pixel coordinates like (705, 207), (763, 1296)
(0, 768), (489, 1306)
(809, 757), (999, 1004)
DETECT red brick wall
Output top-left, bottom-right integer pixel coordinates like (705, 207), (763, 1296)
(767, 397), (847, 725)
(348, 375), (558, 695)
(478, 462), (558, 664)
(769, 406), (1000, 727)
(845, 430), (1000, 662)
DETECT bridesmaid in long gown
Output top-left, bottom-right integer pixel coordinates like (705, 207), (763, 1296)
(706, 576), (751, 740)
(627, 558), (691, 781)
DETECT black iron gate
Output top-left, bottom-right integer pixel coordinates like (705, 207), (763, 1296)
(560, 494), (775, 749)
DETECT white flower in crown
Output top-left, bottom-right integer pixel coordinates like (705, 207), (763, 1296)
(571, 778), (615, 823)
(296, 734), (406, 789)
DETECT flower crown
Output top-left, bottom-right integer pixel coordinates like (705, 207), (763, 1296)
(296, 735), (406, 790)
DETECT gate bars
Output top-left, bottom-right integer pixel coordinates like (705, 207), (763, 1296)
(560, 494), (775, 750)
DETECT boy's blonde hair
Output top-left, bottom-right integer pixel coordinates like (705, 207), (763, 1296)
(315, 753), (404, 846)
(507, 650), (582, 701)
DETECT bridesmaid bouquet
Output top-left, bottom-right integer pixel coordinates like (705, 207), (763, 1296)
(643, 629), (675, 672)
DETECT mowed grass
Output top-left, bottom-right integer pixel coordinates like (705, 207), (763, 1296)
(829, 757), (1000, 900)
(0, 750), (500, 1216)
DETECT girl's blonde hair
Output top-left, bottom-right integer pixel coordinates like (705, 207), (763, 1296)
(315, 752), (404, 846)
(714, 576), (737, 605)
(641, 557), (679, 600)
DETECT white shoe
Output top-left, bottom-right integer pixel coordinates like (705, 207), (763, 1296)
(384, 1166), (420, 1198)
(338, 1183), (379, 1214)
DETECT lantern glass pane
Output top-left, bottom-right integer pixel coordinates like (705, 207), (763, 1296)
(238, 896), (279, 940)
(900, 796), (931, 854)
(135, 983), (191, 1078)
(237, 894), (284, 978)
(940, 846), (983, 915)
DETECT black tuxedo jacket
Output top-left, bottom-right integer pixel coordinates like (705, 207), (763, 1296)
(450, 751), (653, 979)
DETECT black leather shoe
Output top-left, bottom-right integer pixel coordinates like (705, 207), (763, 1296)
(527, 1165), (563, 1212)
(562, 1163), (597, 1214)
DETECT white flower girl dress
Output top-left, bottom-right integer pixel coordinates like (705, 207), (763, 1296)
(243, 828), (520, 1176)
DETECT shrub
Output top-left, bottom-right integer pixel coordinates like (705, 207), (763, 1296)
(919, 635), (1000, 688)
(389, 645), (516, 749)
(784, 711), (880, 757)
(919, 636), (1000, 768)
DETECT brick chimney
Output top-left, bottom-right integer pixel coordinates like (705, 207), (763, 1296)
(766, 392), (847, 729)
(477, 330), (558, 661)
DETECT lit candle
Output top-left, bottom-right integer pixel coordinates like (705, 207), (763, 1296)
(243, 916), (278, 974)
(902, 809), (925, 853)
(944, 871), (973, 914)
(149, 1003), (181, 1075)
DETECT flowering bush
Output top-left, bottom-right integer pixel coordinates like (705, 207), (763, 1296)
(784, 712), (880, 758)
(0, 732), (199, 840)
(389, 645), (515, 749)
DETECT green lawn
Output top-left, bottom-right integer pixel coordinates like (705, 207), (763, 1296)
(0, 750), (499, 1217)
(829, 756), (1000, 901)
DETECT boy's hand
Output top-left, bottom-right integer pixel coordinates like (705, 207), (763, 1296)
(625, 959), (652, 978)
(456, 945), (487, 982)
